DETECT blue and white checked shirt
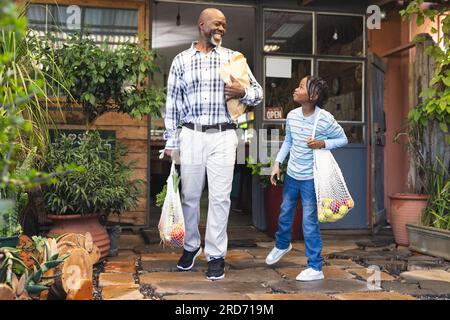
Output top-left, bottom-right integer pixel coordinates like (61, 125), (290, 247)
(163, 42), (263, 149)
(276, 107), (348, 181)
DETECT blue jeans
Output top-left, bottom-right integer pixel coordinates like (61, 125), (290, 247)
(275, 175), (323, 271)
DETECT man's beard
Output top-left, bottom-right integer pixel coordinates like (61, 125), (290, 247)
(209, 34), (222, 47)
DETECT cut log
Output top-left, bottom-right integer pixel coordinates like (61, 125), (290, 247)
(66, 278), (93, 300)
(0, 284), (14, 300)
(57, 233), (86, 249)
(61, 248), (93, 295)
(84, 232), (93, 253)
(89, 245), (101, 265)
(57, 241), (79, 257)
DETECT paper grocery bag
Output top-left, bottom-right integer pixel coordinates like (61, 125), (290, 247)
(219, 52), (250, 120)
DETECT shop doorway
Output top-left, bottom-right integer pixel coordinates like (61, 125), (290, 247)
(149, 1), (256, 229)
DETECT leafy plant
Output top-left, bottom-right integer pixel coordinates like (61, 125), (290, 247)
(246, 156), (288, 188)
(43, 130), (143, 216)
(398, 0), (450, 194)
(421, 157), (450, 230)
(55, 33), (166, 127)
(155, 168), (181, 208)
(0, 235), (67, 299)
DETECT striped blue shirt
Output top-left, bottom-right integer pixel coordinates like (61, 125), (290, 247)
(163, 42), (263, 149)
(275, 107), (348, 181)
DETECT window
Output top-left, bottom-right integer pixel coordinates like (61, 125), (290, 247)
(316, 14), (364, 57)
(27, 3), (139, 48)
(317, 60), (364, 122)
(264, 11), (313, 55)
(264, 58), (312, 120)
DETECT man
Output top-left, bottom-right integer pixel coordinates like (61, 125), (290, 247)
(163, 8), (263, 280)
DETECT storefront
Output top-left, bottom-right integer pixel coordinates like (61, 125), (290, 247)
(27, 0), (379, 234)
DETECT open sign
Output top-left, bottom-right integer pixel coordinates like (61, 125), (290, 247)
(265, 106), (284, 119)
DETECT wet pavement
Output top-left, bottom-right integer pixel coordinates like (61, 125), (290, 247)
(95, 227), (450, 300)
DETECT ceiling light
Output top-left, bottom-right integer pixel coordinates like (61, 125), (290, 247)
(272, 23), (303, 38)
(264, 44), (280, 53)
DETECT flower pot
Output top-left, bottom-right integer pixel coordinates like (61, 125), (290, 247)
(0, 235), (19, 248)
(388, 193), (429, 246)
(265, 184), (303, 240)
(47, 214), (110, 260)
(406, 224), (450, 261)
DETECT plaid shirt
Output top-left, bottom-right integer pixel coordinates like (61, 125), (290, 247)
(163, 42), (263, 149)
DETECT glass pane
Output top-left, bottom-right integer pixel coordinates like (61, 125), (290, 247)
(27, 4), (139, 47)
(341, 125), (364, 144)
(318, 61), (363, 122)
(265, 59), (311, 120)
(262, 123), (286, 142)
(264, 11), (312, 54)
(317, 14), (364, 56)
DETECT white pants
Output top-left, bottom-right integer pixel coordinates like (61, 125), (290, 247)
(179, 126), (238, 261)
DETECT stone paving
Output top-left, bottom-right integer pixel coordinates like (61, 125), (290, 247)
(95, 227), (450, 300)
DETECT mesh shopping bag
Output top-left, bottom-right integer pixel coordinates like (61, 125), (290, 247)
(312, 110), (354, 223)
(158, 161), (185, 247)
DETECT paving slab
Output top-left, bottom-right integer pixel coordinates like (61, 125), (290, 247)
(164, 294), (249, 300)
(152, 280), (271, 296)
(275, 266), (355, 280)
(99, 273), (138, 288)
(417, 281), (450, 296)
(141, 259), (211, 272)
(247, 293), (334, 300)
(256, 242), (276, 249)
(331, 291), (416, 300)
(102, 285), (144, 300)
(104, 261), (136, 273)
(141, 272), (206, 284)
(266, 279), (369, 294)
(325, 259), (365, 269)
(400, 270), (450, 283)
(225, 250), (255, 261)
(346, 268), (396, 281)
(134, 244), (183, 254)
(381, 281), (426, 296)
(227, 258), (299, 270)
(141, 252), (186, 262)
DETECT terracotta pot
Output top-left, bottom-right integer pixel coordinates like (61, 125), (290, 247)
(389, 193), (429, 246)
(47, 214), (110, 259)
(265, 184), (303, 240)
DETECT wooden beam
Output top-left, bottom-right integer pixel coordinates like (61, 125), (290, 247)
(382, 42), (415, 57)
(370, 0), (398, 7)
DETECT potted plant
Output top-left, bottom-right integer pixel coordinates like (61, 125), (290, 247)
(246, 156), (303, 240)
(42, 131), (143, 259)
(0, 1), (74, 248)
(389, 1), (450, 246)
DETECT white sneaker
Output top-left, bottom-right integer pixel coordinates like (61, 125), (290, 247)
(296, 268), (324, 281)
(265, 243), (292, 265)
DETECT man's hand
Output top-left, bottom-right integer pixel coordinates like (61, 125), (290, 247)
(224, 75), (245, 101)
(307, 138), (325, 149)
(270, 162), (281, 186)
(164, 149), (174, 158)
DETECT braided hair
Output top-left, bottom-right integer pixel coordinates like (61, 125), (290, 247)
(305, 76), (329, 107)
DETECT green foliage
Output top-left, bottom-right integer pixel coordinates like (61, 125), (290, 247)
(400, 1), (450, 132)
(0, 236), (67, 298)
(422, 157), (450, 230)
(43, 130), (143, 216)
(55, 33), (166, 125)
(155, 184), (167, 208)
(246, 156), (288, 188)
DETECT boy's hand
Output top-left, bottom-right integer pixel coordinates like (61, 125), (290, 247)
(307, 138), (325, 149)
(270, 162), (281, 186)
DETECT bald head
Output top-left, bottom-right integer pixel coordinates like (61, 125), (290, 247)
(198, 8), (226, 25)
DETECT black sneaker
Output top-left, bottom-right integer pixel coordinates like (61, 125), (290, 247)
(206, 258), (225, 280)
(177, 247), (202, 271)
